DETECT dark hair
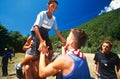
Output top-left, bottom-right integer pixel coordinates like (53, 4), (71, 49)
(48, 0), (58, 5)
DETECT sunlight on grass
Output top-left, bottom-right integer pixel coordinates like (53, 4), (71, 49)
(0, 53), (56, 79)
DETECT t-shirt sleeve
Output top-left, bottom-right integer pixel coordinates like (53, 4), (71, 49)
(114, 54), (120, 67)
(52, 17), (58, 30)
(33, 11), (44, 27)
(94, 53), (98, 64)
(31, 11), (44, 31)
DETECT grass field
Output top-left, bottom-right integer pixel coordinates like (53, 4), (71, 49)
(0, 53), (119, 79)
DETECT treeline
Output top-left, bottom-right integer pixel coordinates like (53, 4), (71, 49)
(0, 24), (27, 55)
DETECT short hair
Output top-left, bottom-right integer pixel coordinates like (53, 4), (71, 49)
(48, 0), (58, 5)
(71, 28), (88, 48)
(102, 40), (113, 48)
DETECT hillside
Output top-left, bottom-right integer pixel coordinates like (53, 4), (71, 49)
(78, 8), (120, 53)
(51, 8), (120, 53)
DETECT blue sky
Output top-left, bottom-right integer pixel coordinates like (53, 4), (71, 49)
(0, 0), (120, 36)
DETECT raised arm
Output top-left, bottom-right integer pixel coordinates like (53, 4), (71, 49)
(94, 62), (100, 78)
(23, 36), (33, 51)
(39, 43), (60, 78)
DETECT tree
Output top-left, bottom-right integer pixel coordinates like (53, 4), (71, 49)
(0, 24), (9, 55)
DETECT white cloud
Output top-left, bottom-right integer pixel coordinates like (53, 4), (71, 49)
(99, 0), (120, 15)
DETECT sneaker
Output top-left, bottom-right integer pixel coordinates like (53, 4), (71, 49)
(15, 64), (23, 78)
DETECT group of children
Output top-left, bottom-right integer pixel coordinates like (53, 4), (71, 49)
(15, 0), (66, 78)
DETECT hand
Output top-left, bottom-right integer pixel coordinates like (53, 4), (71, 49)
(62, 39), (66, 46)
(94, 71), (100, 77)
(38, 41), (48, 54)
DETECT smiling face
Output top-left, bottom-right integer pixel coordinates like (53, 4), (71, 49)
(47, 1), (58, 15)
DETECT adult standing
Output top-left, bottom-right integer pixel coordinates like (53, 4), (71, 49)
(1, 48), (9, 76)
(94, 40), (120, 79)
(22, 36), (46, 79)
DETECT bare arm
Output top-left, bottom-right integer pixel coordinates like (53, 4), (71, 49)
(23, 36), (33, 51)
(39, 53), (61, 78)
(94, 63), (100, 77)
(39, 44), (62, 78)
(34, 25), (44, 42)
(55, 30), (66, 46)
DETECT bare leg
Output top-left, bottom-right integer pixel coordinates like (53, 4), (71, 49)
(23, 64), (33, 79)
(20, 55), (38, 67)
(23, 59), (46, 79)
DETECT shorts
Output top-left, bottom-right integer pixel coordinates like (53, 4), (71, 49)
(25, 48), (31, 55)
(29, 27), (53, 56)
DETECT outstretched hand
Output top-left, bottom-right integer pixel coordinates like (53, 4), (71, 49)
(61, 38), (66, 46)
(38, 40), (49, 54)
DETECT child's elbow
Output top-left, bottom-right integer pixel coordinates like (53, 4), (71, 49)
(39, 72), (46, 78)
(22, 46), (26, 51)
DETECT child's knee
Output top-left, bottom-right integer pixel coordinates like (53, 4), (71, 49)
(24, 65), (30, 71)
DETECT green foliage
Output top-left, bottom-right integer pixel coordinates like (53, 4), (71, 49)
(79, 8), (120, 53)
(50, 8), (120, 53)
(0, 24), (9, 53)
(0, 24), (27, 54)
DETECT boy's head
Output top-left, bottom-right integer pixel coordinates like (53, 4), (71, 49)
(67, 28), (88, 48)
(71, 28), (88, 48)
(101, 40), (112, 53)
(102, 40), (112, 48)
(47, 0), (58, 14)
(48, 0), (58, 5)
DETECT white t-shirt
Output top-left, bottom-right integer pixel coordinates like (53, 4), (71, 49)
(31, 10), (58, 31)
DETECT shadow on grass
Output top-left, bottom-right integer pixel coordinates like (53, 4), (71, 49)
(8, 73), (16, 76)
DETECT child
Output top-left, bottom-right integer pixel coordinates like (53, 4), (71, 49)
(30, 0), (66, 60)
(1, 48), (9, 76)
(16, 0), (66, 78)
(16, 36), (36, 78)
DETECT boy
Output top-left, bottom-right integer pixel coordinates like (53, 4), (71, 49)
(93, 40), (120, 79)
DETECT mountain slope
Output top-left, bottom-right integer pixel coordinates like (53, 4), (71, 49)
(51, 8), (120, 53)
(78, 8), (120, 53)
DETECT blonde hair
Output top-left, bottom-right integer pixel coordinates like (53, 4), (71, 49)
(71, 28), (88, 48)
(102, 40), (113, 48)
